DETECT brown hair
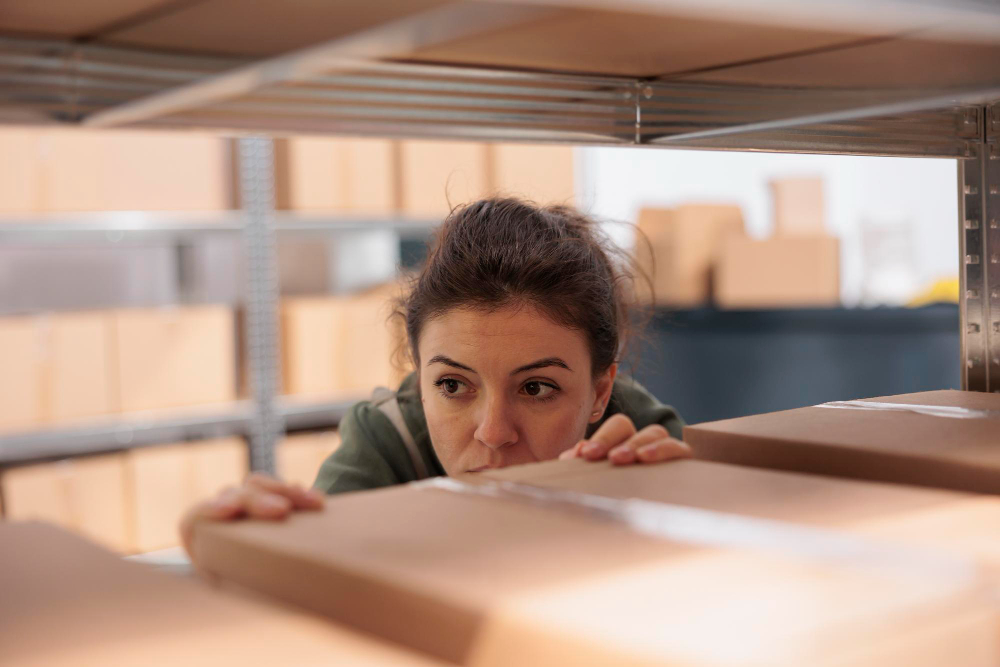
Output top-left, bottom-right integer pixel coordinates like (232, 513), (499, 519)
(398, 197), (646, 377)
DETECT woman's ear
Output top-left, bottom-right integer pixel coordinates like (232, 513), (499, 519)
(589, 363), (618, 423)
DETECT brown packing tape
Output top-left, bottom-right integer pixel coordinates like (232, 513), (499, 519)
(425, 476), (980, 586)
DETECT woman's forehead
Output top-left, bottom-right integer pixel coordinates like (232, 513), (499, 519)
(418, 305), (589, 369)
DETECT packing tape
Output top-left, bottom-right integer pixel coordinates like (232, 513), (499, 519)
(817, 400), (1000, 420)
(418, 476), (982, 587)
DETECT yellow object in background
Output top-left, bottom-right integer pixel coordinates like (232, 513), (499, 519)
(907, 277), (959, 307)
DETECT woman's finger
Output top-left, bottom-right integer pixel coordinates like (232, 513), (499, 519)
(612, 437), (691, 466)
(606, 423), (671, 464)
(245, 472), (325, 510)
(579, 414), (637, 460)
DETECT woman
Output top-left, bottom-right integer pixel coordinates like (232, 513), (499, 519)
(182, 197), (690, 550)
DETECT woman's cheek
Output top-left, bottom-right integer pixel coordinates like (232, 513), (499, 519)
(526, 403), (589, 461)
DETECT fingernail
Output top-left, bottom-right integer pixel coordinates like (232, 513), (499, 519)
(609, 445), (634, 462)
(260, 495), (289, 511)
(637, 443), (665, 461)
(581, 441), (599, 456)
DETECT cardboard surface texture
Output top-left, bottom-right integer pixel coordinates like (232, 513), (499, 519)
(111, 305), (236, 412)
(399, 140), (491, 218)
(635, 205), (745, 305)
(1, 454), (130, 553)
(684, 390), (1000, 495)
(275, 136), (397, 215)
(0, 316), (45, 431)
(771, 177), (825, 236)
(484, 458), (1000, 582)
(278, 431), (341, 488)
(714, 235), (840, 308)
(0, 522), (438, 666)
(193, 473), (997, 666)
(125, 438), (247, 553)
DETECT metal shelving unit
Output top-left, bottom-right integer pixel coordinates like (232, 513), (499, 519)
(4, 0), (1000, 471)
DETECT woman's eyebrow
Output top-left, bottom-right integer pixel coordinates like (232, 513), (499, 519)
(511, 357), (572, 375)
(427, 355), (477, 373)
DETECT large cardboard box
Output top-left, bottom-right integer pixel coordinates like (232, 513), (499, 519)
(1, 454), (130, 553)
(483, 458), (1000, 582)
(771, 177), (825, 237)
(36, 128), (231, 212)
(274, 136), (397, 215)
(399, 140), (491, 218)
(111, 305), (236, 413)
(0, 316), (45, 432)
(278, 431), (341, 488)
(0, 522), (438, 666)
(125, 438), (247, 553)
(635, 205), (745, 306)
(490, 144), (575, 205)
(192, 472), (998, 666)
(684, 390), (1000, 495)
(714, 235), (840, 308)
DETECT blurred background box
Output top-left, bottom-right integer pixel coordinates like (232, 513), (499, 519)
(1, 454), (130, 553)
(274, 136), (397, 215)
(33, 128), (231, 212)
(111, 305), (236, 413)
(278, 431), (341, 488)
(0, 316), (45, 432)
(282, 283), (409, 400)
(125, 438), (247, 553)
(770, 176), (825, 237)
(490, 144), (576, 205)
(715, 236), (840, 309)
(45, 311), (114, 424)
(634, 204), (745, 306)
(0, 128), (44, 213)
(282, 296), (351, 399)
(399, 140), (491, 218)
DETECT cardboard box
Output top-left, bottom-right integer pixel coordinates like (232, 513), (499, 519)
(278, 431), (341, 488)
(35, 128), (231, 212)
(274, 136), (397, 215)
(771, 177), (825, 236)
(192, 473), (997, 666)
(111, 305), (236, 413)
(1, 454), (130, 553)
(483, 458), (1000, 582)
(282, 284), (409, 399)
(45, 312), (114, 423)
(0, 128), (43, 213)
(0, 316), (45, 432)
(399, 140), (491, 218)
(714, 235), (840, 308)
(0, 522), (439, 666)
(125, 438), (247, 553)
(635, 205), (745, 306)
(684, 390), (1000, 495)
(490, 144), (575, 205)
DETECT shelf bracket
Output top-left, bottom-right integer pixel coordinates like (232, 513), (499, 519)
(958, 104), (1000, 392)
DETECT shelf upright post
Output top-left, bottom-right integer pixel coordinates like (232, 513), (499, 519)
(238, 135), (283, 473)
(958, 104), (1000, 393)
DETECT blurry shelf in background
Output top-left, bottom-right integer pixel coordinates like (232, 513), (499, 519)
(0, 397), (358, 465)
(0, 212), (438, 244)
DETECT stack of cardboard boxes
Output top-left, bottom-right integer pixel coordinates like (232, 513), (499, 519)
(635, 177), (841, 309)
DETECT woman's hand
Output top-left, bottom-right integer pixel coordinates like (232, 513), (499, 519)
(559, 414), (691, 465)
(180, 473), (324, 557)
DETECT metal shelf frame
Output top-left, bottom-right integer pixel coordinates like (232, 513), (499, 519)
(4, 0), (1000, 468)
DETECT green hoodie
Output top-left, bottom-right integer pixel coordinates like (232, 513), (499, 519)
(314, 372), (683, 495)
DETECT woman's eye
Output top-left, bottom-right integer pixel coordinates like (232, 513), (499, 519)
(522, 381), (556, 398)
(442, 379), (461, 394)
(436, 378), (471, 396)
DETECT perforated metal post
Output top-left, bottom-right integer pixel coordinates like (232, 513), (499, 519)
(958, 104), (1000, 393)
(239, 136), (282, 472)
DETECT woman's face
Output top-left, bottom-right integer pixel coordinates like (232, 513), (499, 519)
(417, 304), (616, 475)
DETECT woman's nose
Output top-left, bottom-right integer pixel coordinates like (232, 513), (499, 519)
(474, 396), (518, 450)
